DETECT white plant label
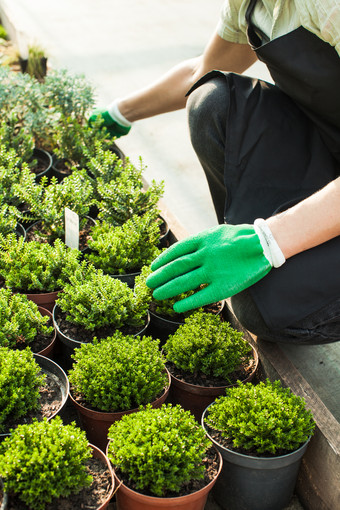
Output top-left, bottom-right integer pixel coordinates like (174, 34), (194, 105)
(65, 208), (79, 250)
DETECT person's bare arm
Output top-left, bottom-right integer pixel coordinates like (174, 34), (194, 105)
(267, 176), (340, 259)
(119, 32), (256, 122)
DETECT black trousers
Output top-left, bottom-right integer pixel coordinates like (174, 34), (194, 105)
(186, 75), (340, 344)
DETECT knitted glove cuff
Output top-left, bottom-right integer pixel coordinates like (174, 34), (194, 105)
(107, 98), (132, 128)
(254, 218), (286, 268)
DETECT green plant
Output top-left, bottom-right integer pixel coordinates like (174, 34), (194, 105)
(164, 311), (251, 382)
(0, 234), (81, 292)
(0, 346), (45, 432)
(205, 379), (315, 455)
(0, 144), (31, 208)
(0, 204), (19, 236)
(25, 44), (47, 81)
(0, 416), (92, 510)
(15, 169), (94, 242)
(0, 288), (53, 349)
(69, 332), (167, 412)
(107, 403), (211, 497)
(56, 262), (150, 331)
(0, 115), (35, 161)
(85, 214), (161, 275)
(95, 157), (164, 225)
(0, 25), (8, 40)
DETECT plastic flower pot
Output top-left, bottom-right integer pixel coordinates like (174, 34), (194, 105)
(201, 403), (311, 510)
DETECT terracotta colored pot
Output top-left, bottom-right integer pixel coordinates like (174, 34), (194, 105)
(90, 444), (116, 510)
(110, 447), (223, 510)
(26, 289), (60, 312)
(69, 369), (171, 453)
(35, 306), (57, 359)
(168, 346), (258, 422)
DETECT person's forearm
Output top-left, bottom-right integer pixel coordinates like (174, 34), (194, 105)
(119, 34), (257, 122)
(266, 177), (340, 259)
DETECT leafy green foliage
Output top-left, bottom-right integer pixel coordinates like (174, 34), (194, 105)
(0, 144), (31, 208)
(85, 214), (161, 274)
(205, 379), (316, 454)
(69, 332), (167, 411)
(0, 234), (81, 292)
(164, 311), (251, 381)
(0, 288), (53, 348)
(0, 347), (45, 432)
(15, 169), (93, 241)
(0, 115), (35, 162)
(0, 204), (19, 236)
(107, 404), (211, 497)
(56, 262), (149, 331)
(94, 157), (164, 226)
(0, 416), (92, 510)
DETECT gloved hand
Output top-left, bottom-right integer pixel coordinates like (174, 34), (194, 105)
(146, 221), (285, 313)
(89, 99), (132, 138)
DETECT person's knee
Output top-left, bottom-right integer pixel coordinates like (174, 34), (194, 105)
(187, 76), (229, 154)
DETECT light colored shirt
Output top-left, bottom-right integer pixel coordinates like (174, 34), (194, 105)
(217, 0), (340, 57)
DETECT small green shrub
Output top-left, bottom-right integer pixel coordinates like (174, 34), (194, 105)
(205, 379), (315, 455)
(0, 288), (53, 348)
(0, 25), (8, 40)
(57, 262), (150, 331)
(108, 403), (211, 497)
(164, 311), (252, 382)
(95, 157), (164, 226)
(15, 169), (93, 242)
(0, 204), (19, 236)
(0, 234), (81, 292)
(85, 214), (161, 275)
(0, 347), (45, 432)
(69, 332), (168, 411)
(0, 416), (92, 510)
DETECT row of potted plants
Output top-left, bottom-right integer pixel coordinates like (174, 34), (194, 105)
(0, 60), (316, 510)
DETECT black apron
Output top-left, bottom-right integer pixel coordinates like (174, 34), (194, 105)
(189, 0), (340, 329)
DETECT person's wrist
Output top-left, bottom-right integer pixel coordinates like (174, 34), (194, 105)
(107, 99), (133, 127)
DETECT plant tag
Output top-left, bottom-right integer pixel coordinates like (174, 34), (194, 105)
(65, 208), (79, 250)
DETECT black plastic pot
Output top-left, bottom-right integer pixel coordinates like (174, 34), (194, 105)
(15, 222), (26, 240)
(0, 477), (8, 510)
(30, 148), (53, 181)
(53, 305), (150, 370)
(202, 403), (311, 510)
(110, 271), (141, 288)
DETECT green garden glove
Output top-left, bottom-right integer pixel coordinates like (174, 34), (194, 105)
(89, 99), (132, 138)
(146, 221), (285, 313)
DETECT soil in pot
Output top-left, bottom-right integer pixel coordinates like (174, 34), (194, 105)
(6, 444), (114, 510)
(13, 306), (56, 357)
(28, 148), (53, 181)
(0, 355), (69, 437)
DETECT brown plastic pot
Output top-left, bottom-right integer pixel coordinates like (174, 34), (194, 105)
(90, 444), (116, 510)
(110, 447), (223, 510)
(26, 289), (60, 312)
(69, 369), (171, 453)
(168, 346), (258, 422)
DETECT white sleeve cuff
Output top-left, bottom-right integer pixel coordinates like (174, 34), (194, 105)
(254, 218), (286, 268)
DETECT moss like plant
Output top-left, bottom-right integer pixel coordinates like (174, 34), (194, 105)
(0, 346), (45, 432)
(205, 379), (315, 455)
(0, 234), (81, 292)
(0, 416), (92, 510)
(69, 332), (168, 412)
(56, 262), (151, 331)
(0, 288), (53, 349)
(85, 214), (161, 275)
(164, 311), (252, 382)
(107, 403), (211, 497)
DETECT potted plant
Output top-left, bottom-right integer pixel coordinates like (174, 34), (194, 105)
(0, 348), (68, 438)
(107, 403), (222, 510)
(19, 44), (48, 81)
(163, 310), (257, 421)
(85, 213), (162, 286)
(0, 234), (82, 310)
(0, 288), (55, 356)
(68, 331), (170, 451)
(15, 169), (94, 246)
(202, 379), (316, 510)
(0, 416), (115, 509)
(53, 262), (151, 367)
